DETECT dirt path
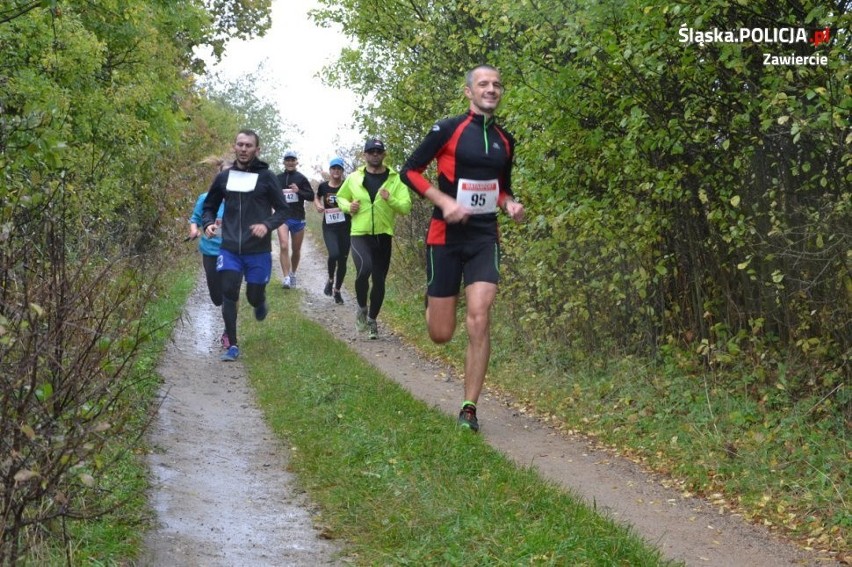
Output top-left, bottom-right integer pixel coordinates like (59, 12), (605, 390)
(141, 231), (837, 566)
(140, 276), (343, 566)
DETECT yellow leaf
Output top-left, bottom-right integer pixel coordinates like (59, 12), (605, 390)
(14, 469), (40, 482)
(20, 424), (36, 440)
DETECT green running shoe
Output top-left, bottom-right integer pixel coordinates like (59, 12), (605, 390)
(356, 308), (368, 332)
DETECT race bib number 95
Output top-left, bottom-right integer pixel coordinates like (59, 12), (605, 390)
(456, 178), (498, 214)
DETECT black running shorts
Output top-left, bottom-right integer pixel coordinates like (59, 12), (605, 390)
(426, 241), (500, 297)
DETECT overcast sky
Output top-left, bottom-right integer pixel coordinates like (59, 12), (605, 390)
(203, 0), (362, 174)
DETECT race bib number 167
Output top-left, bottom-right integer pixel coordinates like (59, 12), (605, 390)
(324, 208), (345, 224)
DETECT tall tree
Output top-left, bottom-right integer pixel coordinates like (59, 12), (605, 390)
(202, 62), (297, 167)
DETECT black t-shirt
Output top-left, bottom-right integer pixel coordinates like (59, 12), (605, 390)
(276, 169), (314, 220)
(316, 181), (351, 230)
(363, 169), (389, 202)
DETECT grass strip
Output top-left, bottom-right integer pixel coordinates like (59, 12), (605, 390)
(241, 290), (674, 566)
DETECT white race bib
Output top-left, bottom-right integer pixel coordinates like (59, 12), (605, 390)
(456, 178), (498, 214)
(226, 170), (259, 193)
(324, 208), (345, 224)
(284, 190), (299, 203)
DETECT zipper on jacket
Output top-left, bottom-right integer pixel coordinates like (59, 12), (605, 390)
(371, 194), (376, 235)
(483, 117), (492, 155)
(369, 183), (377, 235)
(362, 173), (379, 235)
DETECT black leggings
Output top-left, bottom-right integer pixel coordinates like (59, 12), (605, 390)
(322, 226), (351, 289)
(350, 234), (392, 319)
(219, 270), (266, 346)
(202, 254), (223, 306)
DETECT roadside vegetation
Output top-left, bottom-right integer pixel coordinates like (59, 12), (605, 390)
(19, 263), (197, 565)
(0, 1), (279, 563)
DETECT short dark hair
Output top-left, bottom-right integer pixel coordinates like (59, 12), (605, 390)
(236, 129), (260, 146)
(465, 64), (500, 88)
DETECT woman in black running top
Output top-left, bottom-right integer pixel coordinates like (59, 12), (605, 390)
(314, 157), (350, 304)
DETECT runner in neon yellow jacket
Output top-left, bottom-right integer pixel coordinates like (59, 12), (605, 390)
(335, 162), (412, 235)
(335, 139), (412, 339)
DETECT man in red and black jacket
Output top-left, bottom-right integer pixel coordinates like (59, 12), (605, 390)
(401, 64), (524, 433)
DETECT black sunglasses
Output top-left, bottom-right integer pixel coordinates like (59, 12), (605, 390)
(365, 149), (384, 155)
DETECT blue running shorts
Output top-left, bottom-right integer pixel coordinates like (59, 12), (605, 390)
(283, 218), (307, 234)
(217, 249), (272, 285)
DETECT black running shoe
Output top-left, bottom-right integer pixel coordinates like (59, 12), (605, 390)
(324, 280), (333, 296)
(457, 404), (479, 432)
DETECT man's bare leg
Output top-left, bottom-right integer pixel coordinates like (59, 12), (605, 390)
(426, 295), (458, 344)
(290, 229), (305, 274)
(462, 281), (497, 404)
(277, 226), (291, 282)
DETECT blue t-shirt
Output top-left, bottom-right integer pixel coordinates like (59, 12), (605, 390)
(190, 192), (224, 256)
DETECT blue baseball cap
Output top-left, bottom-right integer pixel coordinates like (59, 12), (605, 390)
(329, 157), (345, 169)
(283, 150), (298, 160)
